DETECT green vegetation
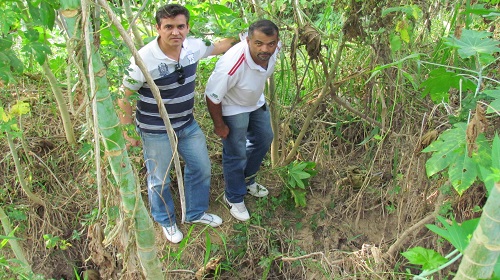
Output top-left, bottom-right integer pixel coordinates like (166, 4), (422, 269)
(0, 0), (499, 279)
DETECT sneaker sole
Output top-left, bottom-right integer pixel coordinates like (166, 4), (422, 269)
(188, 220), (222, 227)
(247, 191), (269, 197)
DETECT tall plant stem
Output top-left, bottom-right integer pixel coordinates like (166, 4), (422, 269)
(61, 0), (164, 278)
(95, 0), (186, 224)
(41, 60), (76, 145)
(123, 0), (144, 47)
(269, 75), (279, 166)
(81, 0), (103, 215)
(0, 206), (32, 274)
(5, 132), (45, 207)
(455, 182), (500, 279)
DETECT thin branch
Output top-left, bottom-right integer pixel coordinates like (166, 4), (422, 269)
(384, 190), (445, 259)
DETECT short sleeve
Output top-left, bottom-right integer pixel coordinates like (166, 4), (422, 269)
(122, 59), (145, 91)
(205, 67), (229, 104)
(199, 40), (215, 59)
(185, 37), (214, 60)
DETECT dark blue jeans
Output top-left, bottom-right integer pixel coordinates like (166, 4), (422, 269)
(222, 105), (273, 203)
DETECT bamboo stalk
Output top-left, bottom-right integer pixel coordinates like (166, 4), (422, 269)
(0, 206), (32, 274)
(61, 1), (164, 278)
(96, 0), (187, 224)
(455, 182), (500, 279)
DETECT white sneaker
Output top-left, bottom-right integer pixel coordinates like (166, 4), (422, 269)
(224, 195), (250, 221)
(247, 182), (269, 197)
(162, 224), (183, 244)
(188, 213), (223, 227)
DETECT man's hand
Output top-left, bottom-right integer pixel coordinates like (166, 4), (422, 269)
(206, 96), (229, 139)
(123, 132), (140, 148)
(214, 123), (229, 139)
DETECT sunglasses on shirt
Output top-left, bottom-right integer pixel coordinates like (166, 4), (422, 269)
(175, 63), (185, 85)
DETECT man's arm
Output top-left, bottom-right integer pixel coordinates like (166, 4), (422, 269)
(211, 38), (238, 56)
(118, 87), (140, 147)
(206, 96), (229, 139)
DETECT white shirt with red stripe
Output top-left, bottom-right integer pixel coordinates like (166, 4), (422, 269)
(204, 40), (279, 116)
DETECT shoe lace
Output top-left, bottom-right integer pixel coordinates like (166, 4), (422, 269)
(165, 225), (177, 235)
(233, 202), (247, 212)
(199, 213), (213, 222)
(249, 183), (263, 193)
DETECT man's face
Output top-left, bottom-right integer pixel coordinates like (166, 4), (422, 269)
(246, 30), (279, 67)
(156, 15), (189, 49)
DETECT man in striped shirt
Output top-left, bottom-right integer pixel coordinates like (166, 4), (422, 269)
(205, 20), (280, 222)
(118, 4), (235, 243)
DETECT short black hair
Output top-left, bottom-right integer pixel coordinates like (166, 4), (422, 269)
(155, 4), (190, 26)
(248, 19), (279, 38)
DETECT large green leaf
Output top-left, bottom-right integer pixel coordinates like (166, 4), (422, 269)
(401, 246), (448, 270)
(423, 123), (479, 194)
(21, 41), (51, 65)
(290, 189), (307, 207)
(484, 89), (500, 114)
(27, 1), (41, 26)
(6, 49), (24, 74)
(478, 134), (500, 195)
(448, 148), (478, 195)
(426, 216), (479, 253)
(40, 0), (56, 30)
(445, 29), (500, 58)
(0, 52), (15, 84)
(24, 29), (40, 42)
(423, 123), (466, 177)
(492, 134), (500, 173)
(420, 68), (476, 103)
(0, 34), (13, 51)
(465, 5), (500, 18)
(27, 0), (56, 30)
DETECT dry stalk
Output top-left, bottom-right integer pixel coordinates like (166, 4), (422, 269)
(281, 251), (340, 267)
(384, 190), (446, 259)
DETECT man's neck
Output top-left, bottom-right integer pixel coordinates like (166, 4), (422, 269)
(158, 38), (182, 61)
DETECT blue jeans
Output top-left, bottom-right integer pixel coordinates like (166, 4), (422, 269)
(222, 105), (273, 203)
(140, 121), (211, 227)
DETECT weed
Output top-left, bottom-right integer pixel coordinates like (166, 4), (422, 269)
(279, 161), (318, 207)
(385, 203), (396, 214)
(43, 234), (72, 250)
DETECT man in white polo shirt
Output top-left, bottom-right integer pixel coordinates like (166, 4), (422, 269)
(205, 20), (280, 221)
